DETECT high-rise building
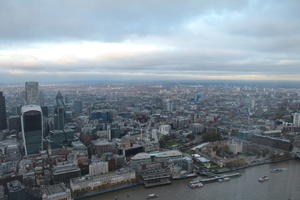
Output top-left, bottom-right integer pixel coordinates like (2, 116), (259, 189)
(8, 116), (21, 131)
(54, 92), (65, 130)
(293, 113), (300, 127)
(0, 92), (7, 130)
(73, 100), (83, 113)
(21, 105), (44, 155)
(25, 82), (40, 105)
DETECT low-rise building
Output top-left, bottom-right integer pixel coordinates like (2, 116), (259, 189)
(41, 183), (72, 200)
(70, 168), (136, 198)
(52, 162), (81, 184)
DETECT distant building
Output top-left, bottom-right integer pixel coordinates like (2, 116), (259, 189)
(131, 150), (183, 167)
(73, 100), (83, 113)
(159, 125), (171, 136)
(91, 139), (117, 156)
(119, 144), (144, 158)
(165, 99), (173, 112)
(21, 105), (44, 155)
(8, 115), (21, 131)
(0, 92), (7, 130)
(54, 92), (65, 130)
(192, 123), (203, 134)
(90, 110), (113, 123)
(41, 183), (72, 200)
(293, 113), (300, 127)
(49, 128), (76, 149)
(25, 82), (40, 105)
(250, 134), (293, 151)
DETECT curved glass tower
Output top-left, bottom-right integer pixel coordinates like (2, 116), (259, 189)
(21, 105), (44, 155)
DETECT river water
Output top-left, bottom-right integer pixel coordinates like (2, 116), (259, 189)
(85, 160), (300, 200)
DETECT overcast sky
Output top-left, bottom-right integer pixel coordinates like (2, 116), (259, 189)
(0, 0), (300, 83)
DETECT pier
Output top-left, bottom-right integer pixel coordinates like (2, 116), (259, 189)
(193, 173), (241, 184)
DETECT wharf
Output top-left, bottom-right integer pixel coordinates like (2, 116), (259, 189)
(194, 173), (241, 184)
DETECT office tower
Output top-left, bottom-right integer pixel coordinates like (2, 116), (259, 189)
(293, 113), (300, 126)
(90, 109), (113, 123)
(73, 100), (83, 113)
(0, 92), (7, 130)
(25, 82), (40, 105)
(54, 91), (65, 130)
(8, 116), (21, 131)
(165, 99), (173, 112)
(41, 106), (49, 137)
(21, 105), (44, 155)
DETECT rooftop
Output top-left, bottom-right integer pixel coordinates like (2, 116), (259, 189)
(41, 183), (69, 198)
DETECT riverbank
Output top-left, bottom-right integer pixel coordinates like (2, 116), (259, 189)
(78, 157), (296, 199)
(84, 160), (300, 200)
(214, 157), (293, 174)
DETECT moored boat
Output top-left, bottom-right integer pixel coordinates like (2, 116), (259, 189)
(189, 182), (204, 189)
(146, 193), (158, 199)
(223, 177), (230, 182)
(271, 168), (284, 173)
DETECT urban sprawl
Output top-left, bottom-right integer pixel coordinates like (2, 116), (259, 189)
(0, 82), (299, 200)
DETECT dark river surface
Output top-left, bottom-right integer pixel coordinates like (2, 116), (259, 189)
(85, 160), (300, 200)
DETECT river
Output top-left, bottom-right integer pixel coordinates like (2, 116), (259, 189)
(84, 160), (300, 200)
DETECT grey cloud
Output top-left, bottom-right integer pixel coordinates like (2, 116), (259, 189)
(0, 0), (300, 82)
(0, 0), (250, 42)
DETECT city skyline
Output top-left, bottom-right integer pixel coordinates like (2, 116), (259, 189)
(0, 80), (300, 199)
(1, 0), (300, 83)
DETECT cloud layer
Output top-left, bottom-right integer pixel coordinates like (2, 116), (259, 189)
(0, 0), (300, 82)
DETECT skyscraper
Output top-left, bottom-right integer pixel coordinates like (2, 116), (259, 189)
(21, 105), (44, 155)
(73, 100), (83, 113)
(0, 92), (7, 130)
(54, 91), (65, 130)
(25, 82), (40, 105)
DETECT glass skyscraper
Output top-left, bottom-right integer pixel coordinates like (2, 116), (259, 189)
(25, 82), (40, 105)
(0, 92), (7, 130)
(21, 105), (44, 155)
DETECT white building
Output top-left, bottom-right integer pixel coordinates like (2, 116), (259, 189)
(293, 113), (300, 126)
(70, 169), (136, 192)
(228, 140), (243, 155)
(89, 161), (108, 176)
(159, 125), (171, 136)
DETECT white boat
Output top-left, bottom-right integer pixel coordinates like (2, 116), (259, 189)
(189, 182), (204, 189)
(271, 168), (284, 173)
(258, 176), (269, 182)
(146, 193), (158, 199)
(223, 177), (230, 182)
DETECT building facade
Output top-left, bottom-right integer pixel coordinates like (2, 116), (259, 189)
(293, 113), (300, 127)
(25, 82), (40, 105)
(21, 105), (44, 155)
(0, 92), (7, 130)
(89, 161), (109, 176)
(41, 183), (72, 200)
(54, 92), (65, 130)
